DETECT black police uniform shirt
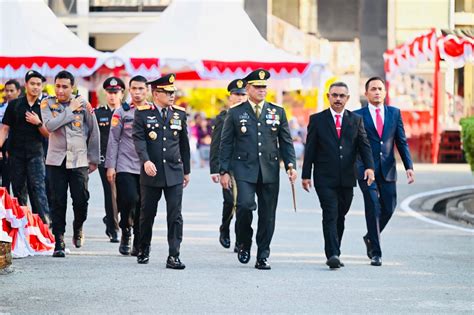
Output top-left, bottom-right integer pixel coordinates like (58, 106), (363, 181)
(209, 109), (227, 174)
(219, 100), (296, 184)
(133, 104), (191, 188)
(94, 104), (114, 166)
(2, 96), (44, 158)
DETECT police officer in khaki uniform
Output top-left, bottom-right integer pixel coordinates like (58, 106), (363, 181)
(133, 74), (190, 268)
(41, 70), (100, 258)
(209, 78), (247, 251)
(219, 69), (297, 270)
(95, 76), (124, 243)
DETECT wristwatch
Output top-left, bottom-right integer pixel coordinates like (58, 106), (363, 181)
(219, 171), (228, 176)
(37, 122), (43, 128)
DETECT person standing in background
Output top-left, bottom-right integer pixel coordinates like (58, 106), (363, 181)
(210, 78), (247, 252)
(95, 76), (125, 243)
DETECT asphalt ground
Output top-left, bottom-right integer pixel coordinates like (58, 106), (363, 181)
(1, 163), (473, 314)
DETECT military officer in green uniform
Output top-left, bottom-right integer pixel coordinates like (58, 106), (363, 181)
(133, 73), (190, 269)
(219, 69), (297, 270)
(209, 78), (247, 252)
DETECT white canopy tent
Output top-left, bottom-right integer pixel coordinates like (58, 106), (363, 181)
(0, 0), (109, 80)
(113, 0), (327, 87)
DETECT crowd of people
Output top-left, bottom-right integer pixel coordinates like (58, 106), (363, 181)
(0, 68), (414, 270)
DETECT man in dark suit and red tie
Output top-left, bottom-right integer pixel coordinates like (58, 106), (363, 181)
(355, 77), (414, 267)
(302, 81), (375, 269)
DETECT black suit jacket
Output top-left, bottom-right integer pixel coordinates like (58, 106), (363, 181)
(133, 104), (190, 187)
(209, 109), (227, 174)
(219, 100), (296, 184)
(302, 109), (374, 188)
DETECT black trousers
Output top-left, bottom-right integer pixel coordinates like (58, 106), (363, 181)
(235, 175), (279, 259)
(0, 156), (10, 193)
(98, 166), (118, 232)
(139, 184), (183, 256)
(358, 177), (397, 257)
(220, 187), (236, 235)
(10, 154), (50, 223)
(116, 172), (140, 237)
(48, 160), (89, 236)
(315, 186), (353, 259)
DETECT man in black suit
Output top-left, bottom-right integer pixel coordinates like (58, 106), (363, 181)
(220, 69), (297, 270)
(209, 78), (247, 252)
(133, 73), (190, 269)
(355, 77), (414, 267)
(302, 81), (375, 269)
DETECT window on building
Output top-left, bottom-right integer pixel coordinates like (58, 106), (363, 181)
(89, 0), (170, 12)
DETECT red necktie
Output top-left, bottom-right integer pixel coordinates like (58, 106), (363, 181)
(335, 114), (341, 138)
(375, 108), (383, 138)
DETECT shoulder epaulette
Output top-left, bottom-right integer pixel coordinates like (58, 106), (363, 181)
(230, 101), (244, 109)
(269, 102), (284, 108)
(137, 104), (151, 111)
(172, 105), (186, 112)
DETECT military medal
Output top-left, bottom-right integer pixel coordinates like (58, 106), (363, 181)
(148, 131), (157, 140)
(173, 131), (178, 136)
(74, 122), (81, 127)
(241, 125), (247, 133)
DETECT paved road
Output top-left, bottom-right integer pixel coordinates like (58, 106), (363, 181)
(1, 164), (473, 314)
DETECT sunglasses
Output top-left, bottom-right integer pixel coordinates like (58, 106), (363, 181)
(329, 93), (348, 99)
(158, 91), (175, 96)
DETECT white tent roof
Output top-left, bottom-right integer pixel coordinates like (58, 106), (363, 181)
(114, 0), (325, 82)
(0, 0), (108, 79)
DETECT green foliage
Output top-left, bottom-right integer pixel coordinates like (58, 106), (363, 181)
(460, 116), (474, 172)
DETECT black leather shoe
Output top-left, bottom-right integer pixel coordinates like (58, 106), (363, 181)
(53, 235), (66, 258)
(238, 249), (250, 264)
(119, 230), (131, 255)
(72, 230), (84, 248)
(233, 242), (239, 253)
(255, 258), (271, 270)
(326, 255), (341, 269)
(370, 256), (382, 266)
(137, 247), (150, 264)
(166, 256), (186, 269)
(363, 235), (373, 259)
(109, 230), (119, 243)
(103, 216), (110, 237)
(219, 231), (231, 249)
(340, 261), (345, 267)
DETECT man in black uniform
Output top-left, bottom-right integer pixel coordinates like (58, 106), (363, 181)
(0, 71), (51, 224)
(219, 69), (297, 270)
(133, 73), (190, 268)
(95, 76), (124, 243)
(210, 78), (247, 251)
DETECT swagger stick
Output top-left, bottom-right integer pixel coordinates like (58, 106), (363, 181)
(288, 163), (297, 212)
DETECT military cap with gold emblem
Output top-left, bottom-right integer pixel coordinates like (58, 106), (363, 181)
(103, 76), (125, 91)
(243, 68), (270, 87)
(148, 73), (177, 92)
(227, 78), (247, 94)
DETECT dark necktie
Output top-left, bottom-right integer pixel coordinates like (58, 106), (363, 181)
(162, 108), (167, 121)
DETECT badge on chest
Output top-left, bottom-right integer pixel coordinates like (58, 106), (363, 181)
(170, 112), (182, 130)
(265, 108), (280, 131)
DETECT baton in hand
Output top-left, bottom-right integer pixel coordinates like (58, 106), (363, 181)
(288, 163), (297, 212)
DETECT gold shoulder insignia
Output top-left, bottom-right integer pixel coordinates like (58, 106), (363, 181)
(270, 102), (283, 108)
(230, 101), (244, 109)
(40, 99), (48, 109)
(137, 104), (151, 111)
(172, 105), (185, 112)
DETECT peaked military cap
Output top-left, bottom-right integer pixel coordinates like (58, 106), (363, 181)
(148, 73), (176, 92)
(103, 76), (125, 91)
(227, 79), (247, 94)
(25, 70), (46, 83)
(243, 68), (270, 86)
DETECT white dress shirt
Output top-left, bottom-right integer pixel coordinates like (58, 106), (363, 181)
(329, 107), (345, 125)
(368, 103), (385, 127)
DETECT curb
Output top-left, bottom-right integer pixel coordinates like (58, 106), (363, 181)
(399, 185), (474, 233)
